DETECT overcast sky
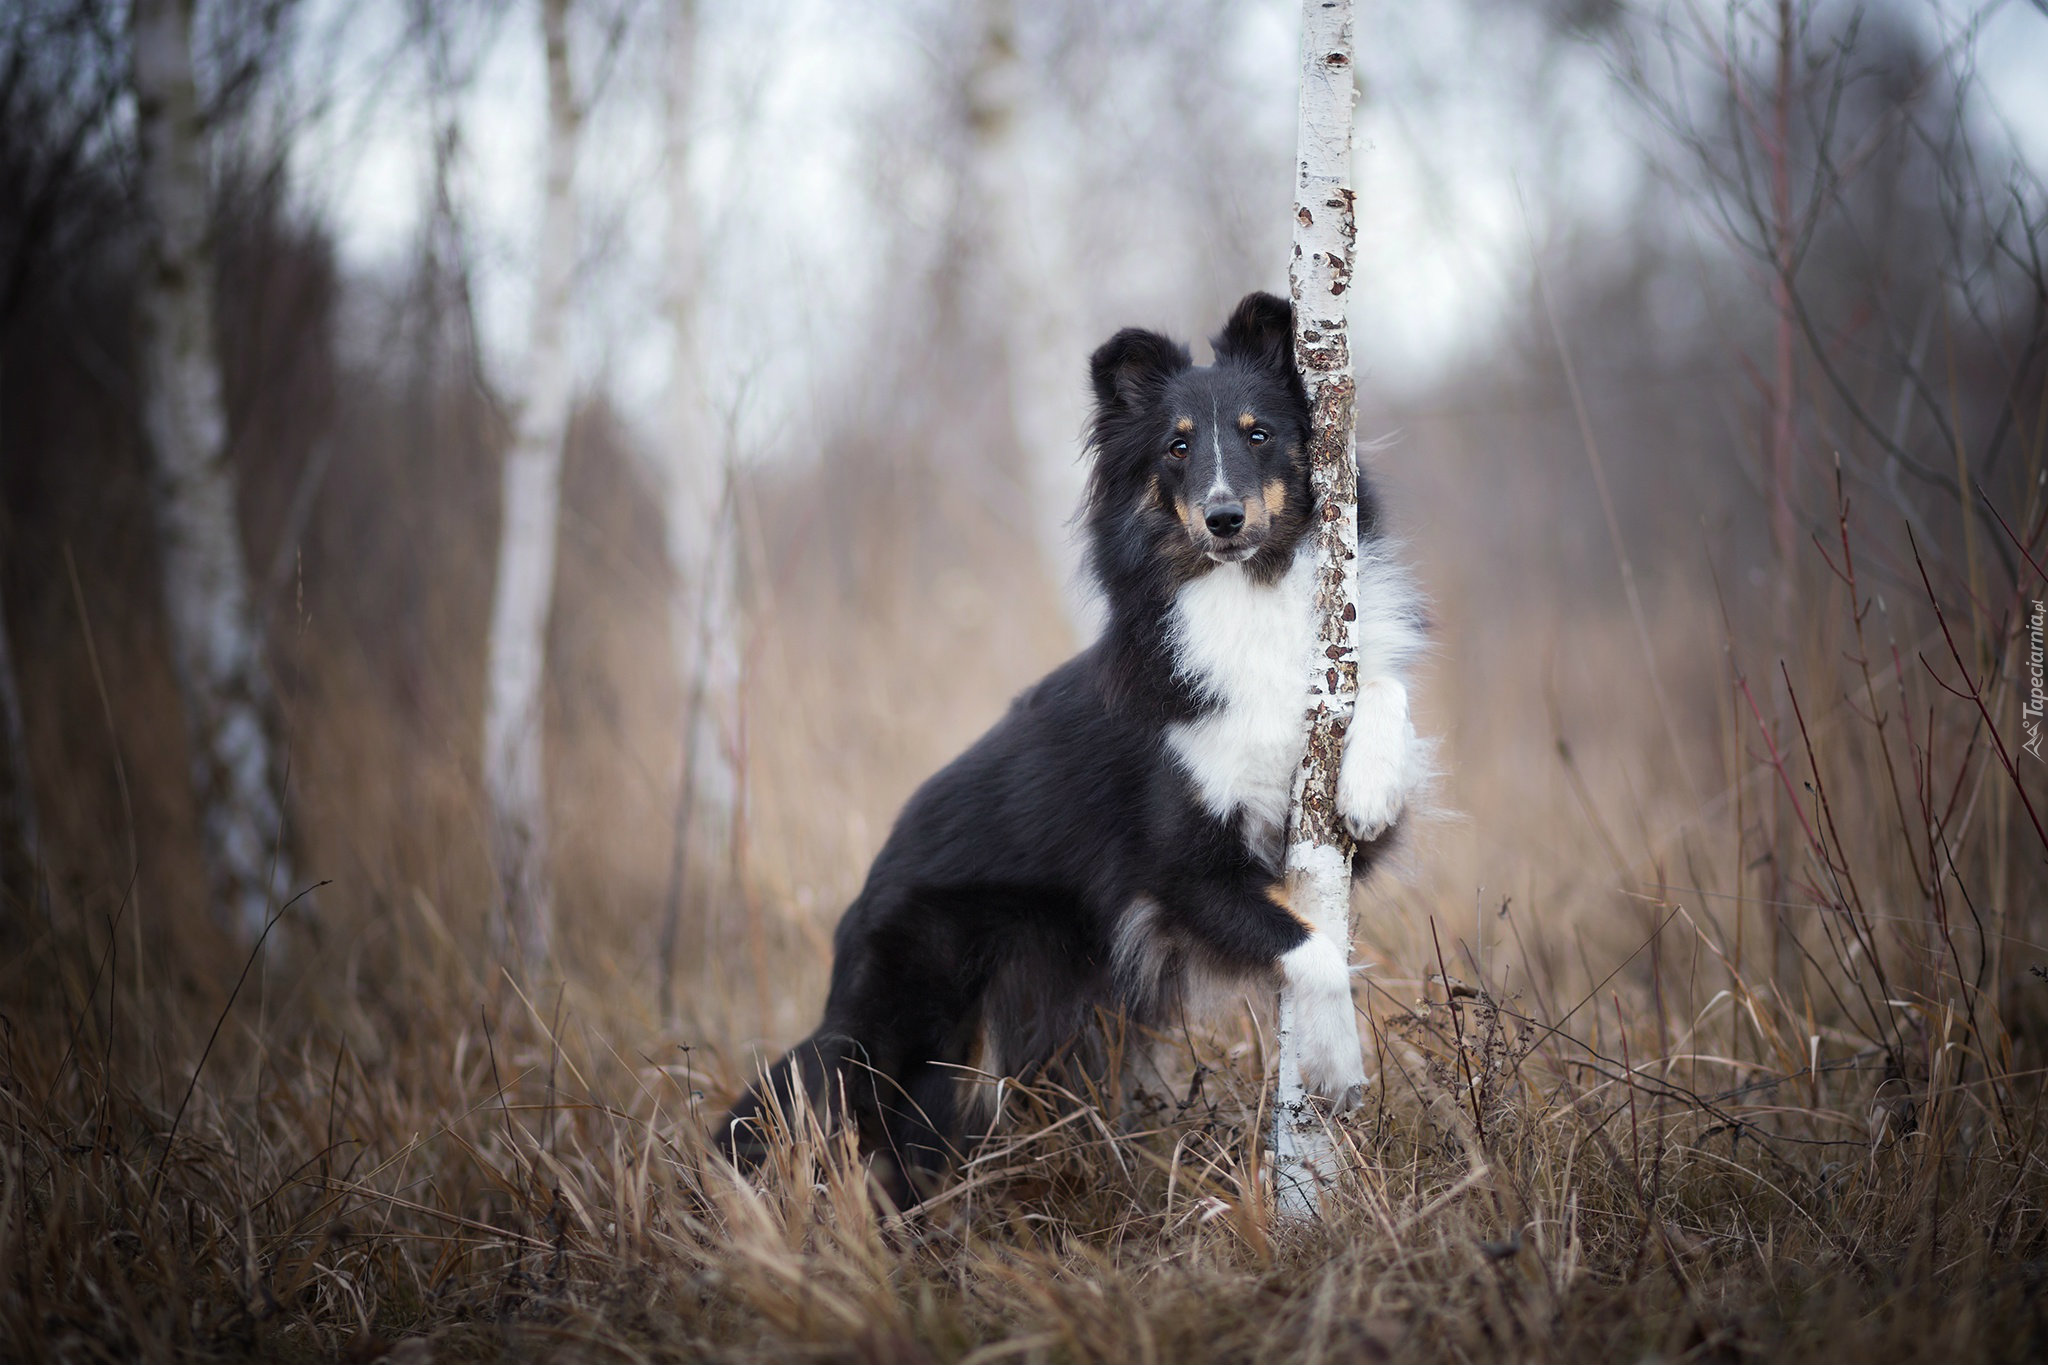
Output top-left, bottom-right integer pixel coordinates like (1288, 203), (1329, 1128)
(284, 0), (2048, 460)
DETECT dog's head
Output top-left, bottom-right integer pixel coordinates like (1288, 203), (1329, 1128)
(1085, 292), (1313, 593)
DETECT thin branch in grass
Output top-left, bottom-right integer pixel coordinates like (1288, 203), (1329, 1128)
(149, 878), (330, 1210)
(1547, 902), (1689, 1042)
(1930, 829), (1993, 998)
(96, 900), (115, 1133)
(1550, 729), (1633, 885)
(320, 1179), (552, 1250)
(1925, 826), (2014, 1143)
(1722, 668), (1898, 1049)
(1910, 527), (2048, 855)
(50, 867), (134, 1103)
(1979, 489), (2048, 588)
(1734, 670), (1823, 853)
(1429, 915), (1484, 1141)
(1778, 662), (1901, 1028)
(62, 543), (137, 893)
(1834, 463), (1932, 895)
(480, 1005), (534, 1195)
(1510, 1000), (1872, 1158)
(322, 1039), (345, 1189)
(1613, 994), (1644, 1215)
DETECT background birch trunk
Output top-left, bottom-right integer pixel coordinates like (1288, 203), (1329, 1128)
(132, 0), (294, 943)
(966, 0), (1098, 640)
(1762, 0), (1799, 943)
(653, 0), (741, 1020)
(1274, 0), (1362, 1220)
(483, 0), (579, 968)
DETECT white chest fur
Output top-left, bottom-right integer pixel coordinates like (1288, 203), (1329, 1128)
(1163, 542), (1319, 858)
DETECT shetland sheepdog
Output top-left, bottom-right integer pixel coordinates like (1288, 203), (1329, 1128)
(720, 291), (1429, 1199)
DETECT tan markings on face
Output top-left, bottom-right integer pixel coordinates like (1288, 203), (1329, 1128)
(1240, 485), (1271, 534)
(1174, 495), (1196, 528)
(1262, 476), (1288, 517)
(1175, 416), (1195, 434)
(1145, 474), (1192, 530)
(1238, 411), (1257, 431)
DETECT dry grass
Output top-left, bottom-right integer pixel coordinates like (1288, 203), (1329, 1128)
(5, 427), (2047, 1362)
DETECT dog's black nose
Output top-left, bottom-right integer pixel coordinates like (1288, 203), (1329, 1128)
(1205, 502), (1245, 537)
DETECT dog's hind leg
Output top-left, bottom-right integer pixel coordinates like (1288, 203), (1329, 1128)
(727, 884), (1090, 1199)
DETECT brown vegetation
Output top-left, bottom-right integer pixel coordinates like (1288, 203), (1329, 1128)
(4, 1), (2047, 1360)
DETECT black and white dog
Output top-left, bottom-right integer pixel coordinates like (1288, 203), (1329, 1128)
(720, 292), (1429, 1195)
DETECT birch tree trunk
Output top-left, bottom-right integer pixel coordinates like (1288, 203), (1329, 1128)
(654, 0), (741, 1019)
(132, 0), (295, 943)
(1763, 0), (1798, 945)
(966, 0), (1099, 639)
(483, 0), (579, 968)
(1274, 0), (1362, 1220)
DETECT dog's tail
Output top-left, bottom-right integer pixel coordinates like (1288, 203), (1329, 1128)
(715, 1032), (872, 1169)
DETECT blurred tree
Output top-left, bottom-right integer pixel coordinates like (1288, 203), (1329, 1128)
(483, 0), (580, 968)
(0, 0), (128, 909)
(654, 0), (740, 1020)
(131, 0), (295, 941)
(1764, 0), (1798, 649)
(1614, 0), (2044, 594)
(1581, 0), (2048, 992)
(965, 0), (1096, 638)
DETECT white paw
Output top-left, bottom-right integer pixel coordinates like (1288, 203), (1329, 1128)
(1282, 935), (1369, 1111)
(1339, 676), (1414, 843)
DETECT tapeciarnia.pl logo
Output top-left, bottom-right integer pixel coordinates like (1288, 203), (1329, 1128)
(2026, 599), (2045, 761)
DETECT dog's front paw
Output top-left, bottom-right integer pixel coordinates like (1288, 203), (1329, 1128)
(1283, 936), (1369, 1112)
(1339, 676), (1414, 843)
(1298, 1016), (1369, 1112)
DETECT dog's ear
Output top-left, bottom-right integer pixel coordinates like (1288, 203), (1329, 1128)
(1211, 291), (1295, 376)
(1090, 328), (1190, 413)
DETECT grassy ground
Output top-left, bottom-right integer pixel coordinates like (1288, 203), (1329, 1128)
(4, 452), (2045, 1363)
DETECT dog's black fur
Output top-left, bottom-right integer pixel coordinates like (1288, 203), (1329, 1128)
(718, 292), (1405, 1197)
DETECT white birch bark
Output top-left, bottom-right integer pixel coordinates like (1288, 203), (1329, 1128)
(483, 0), (579, 967)
(133, 0), (294, 942)
(1274, 0), (1362, 1220)
(654, 0), (740, 1015)
(966, 0), (1099, 639)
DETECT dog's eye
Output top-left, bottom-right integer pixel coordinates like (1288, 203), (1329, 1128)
(1248, 428), (1269, 445)
(1168, 438), (1190, 459)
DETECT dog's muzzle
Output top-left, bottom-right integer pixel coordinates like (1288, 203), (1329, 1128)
(1197, 495), (1264, 562)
